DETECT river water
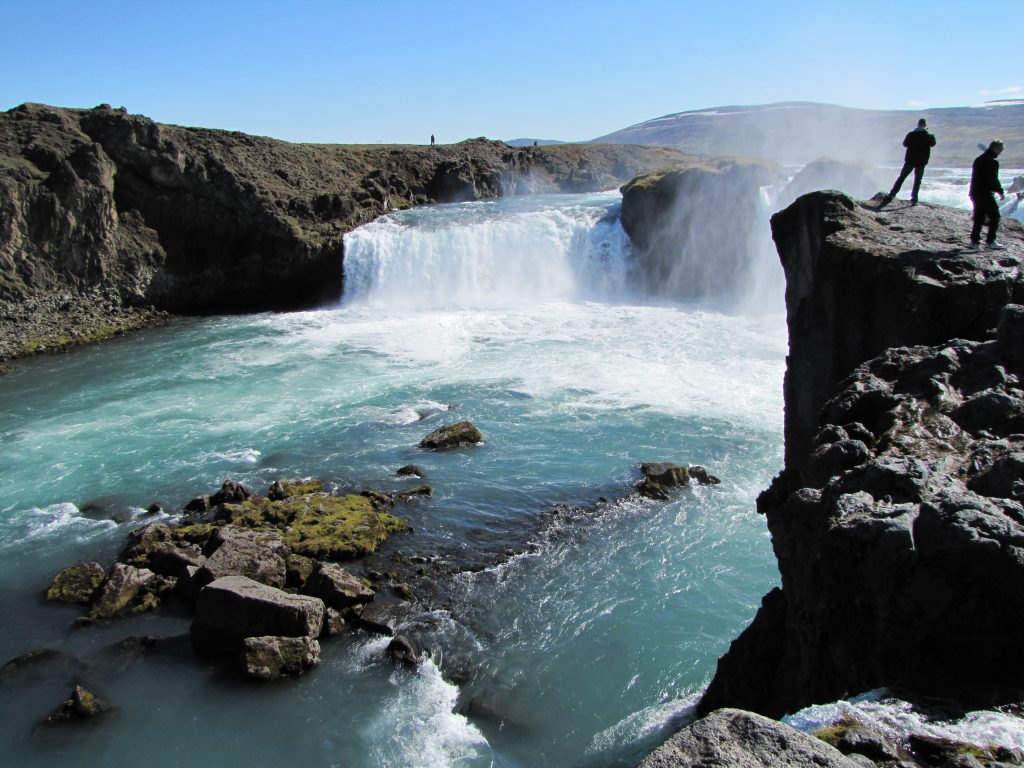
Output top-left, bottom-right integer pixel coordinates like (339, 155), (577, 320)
(0, 179), (1020, 766)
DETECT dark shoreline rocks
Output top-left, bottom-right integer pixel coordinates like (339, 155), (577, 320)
(696, 194), (1024, 723)
(1, 102), (683, 365)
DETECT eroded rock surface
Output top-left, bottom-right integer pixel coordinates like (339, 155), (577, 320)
(699, 192), (1024, 720)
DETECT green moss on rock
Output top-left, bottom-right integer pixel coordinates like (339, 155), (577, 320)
(47, 562), (106, 604)
(282, 494), (408, 560)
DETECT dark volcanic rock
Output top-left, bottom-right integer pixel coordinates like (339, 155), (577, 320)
(209, 479), (252, 505)
(639, 708), (861, 768)
(267, 478), (324, 501)
(699, 195), (1024, 720)
(771, 191), (1024, 475)
(190, 575), (325, 653)
(419, 421), (484, 450)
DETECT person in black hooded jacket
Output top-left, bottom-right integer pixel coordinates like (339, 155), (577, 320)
(968, 140), (1006, 250)
(882, 118), (936, 206)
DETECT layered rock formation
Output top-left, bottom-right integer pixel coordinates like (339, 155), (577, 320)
(698, 193), (1024, 719)
(1, 102), (683, 361)
(619, 157), (783, 300)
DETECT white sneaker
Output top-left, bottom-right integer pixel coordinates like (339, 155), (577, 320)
(986, 241), (1007, 250)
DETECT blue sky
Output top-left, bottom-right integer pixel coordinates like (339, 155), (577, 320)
(1, 0), (1019, 144)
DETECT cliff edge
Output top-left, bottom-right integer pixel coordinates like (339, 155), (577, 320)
(699, 192), (1024, 719)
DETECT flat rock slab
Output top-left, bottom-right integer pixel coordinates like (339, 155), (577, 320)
(190, 575), (324, 653)
(639, 708), (862, 768)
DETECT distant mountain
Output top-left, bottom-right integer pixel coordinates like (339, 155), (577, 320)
(592, 101), (1024, 168)
(505, 138), (564, 147)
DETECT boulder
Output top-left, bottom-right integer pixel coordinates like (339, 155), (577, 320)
(385, 635), (427, 666)
(419, 421), (483, 450)
(302, 562), (375, 609)
(183, 494), (211, 514)
(193, 525), (287, 589)
(44, 685), (113, 724)
(637, 462), (689, 499)
(210, 479), (252, 505)
(396, 464), (425, 478)
(86, 563), (155, 621)
(689, 465), (721, 485)
(638, 709), (862, 768)
(285, 553), (316, 588)
(47, 562), (106, 603)
(241, 635), (320, 680)
(268, 478), (324, 501)
(190, 575), (324, 653)
(122, 522), (205, 577)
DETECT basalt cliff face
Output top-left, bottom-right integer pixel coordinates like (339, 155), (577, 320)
(0, 102), (683, 361)
(698, 192), (1024, 720)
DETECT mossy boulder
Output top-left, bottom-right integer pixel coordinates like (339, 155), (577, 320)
(268, 478), (324, 501)
(84, 563), (156, 622)
(47, 562), (106, 603)
(282, 494), (408, 560)
(286, 554), (316, 588)
(210, 479), (252, 505)
(420, 421), (484, 450)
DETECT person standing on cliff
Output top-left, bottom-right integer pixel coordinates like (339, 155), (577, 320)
(881, 118), (936, 206)
(968, 140), (1007, 250)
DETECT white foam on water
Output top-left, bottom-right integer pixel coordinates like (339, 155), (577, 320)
(350, 637), (493, 768)
(785, 690), (1024, 755)
(587, 694), (699, 757)
(0, 502), (116, 550)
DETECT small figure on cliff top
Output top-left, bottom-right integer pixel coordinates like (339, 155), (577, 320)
(430, 134), (435, 146)
(881, 118), (936, 207)
(968, 140), (1006, 251)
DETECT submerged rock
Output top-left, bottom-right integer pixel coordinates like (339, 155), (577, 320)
(639, 708), (861, 768)
(419, 421), (483, 450)
(396, 464), (425, 478)
(241, 635), (320, 680)
(190, 575), (325, 653)
(44, 685), (113, 725)
(46, 562), (106, 604)
(385, 635), (427, 666)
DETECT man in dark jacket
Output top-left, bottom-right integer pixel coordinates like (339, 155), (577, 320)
(882, 118), (936, 206)
(969, 140), (1006, 250)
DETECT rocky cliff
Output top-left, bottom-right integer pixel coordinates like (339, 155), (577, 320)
(698, 193), (1024, 719)
(0, 102), (683, 362)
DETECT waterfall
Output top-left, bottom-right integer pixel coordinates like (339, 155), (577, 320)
(341, 194), (633, 309)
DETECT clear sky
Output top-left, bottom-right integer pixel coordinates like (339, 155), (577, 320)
(1, 0), (1019, 145)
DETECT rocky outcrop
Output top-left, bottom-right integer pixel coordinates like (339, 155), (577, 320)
(419, 421), (484, 450)
(619, 157), (783, 300)
(46, 562), (106, 603)
(698, 193), (1024, 719)
(639, 709), (862, 768)
(44, 685), (114, 724)
(1, 103), (683, 362)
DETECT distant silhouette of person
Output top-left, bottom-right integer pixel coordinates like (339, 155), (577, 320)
(968, 139), (1006, 250)
(533, 140), (538, 147)
(882, 118), (936, 206)
(430, 134), (435, 146)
